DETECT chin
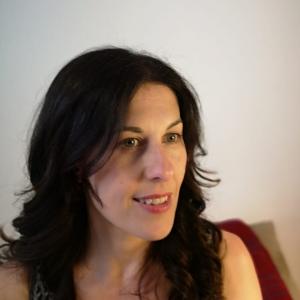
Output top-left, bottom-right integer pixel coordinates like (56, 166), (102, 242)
(139, 224), (174, 241)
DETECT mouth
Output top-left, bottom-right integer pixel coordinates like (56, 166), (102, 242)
(133, 193), (171, 206)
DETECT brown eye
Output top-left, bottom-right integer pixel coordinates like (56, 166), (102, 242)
(165, 133), (182, 143)
(120, 138), (140, 148)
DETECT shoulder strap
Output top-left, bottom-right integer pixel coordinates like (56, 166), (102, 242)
(29, 266), (54, 300)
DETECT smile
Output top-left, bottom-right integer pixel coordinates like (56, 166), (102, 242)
(134, 195), (168, 206)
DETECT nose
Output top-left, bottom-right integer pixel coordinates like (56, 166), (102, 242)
(143, 143), (174, 181)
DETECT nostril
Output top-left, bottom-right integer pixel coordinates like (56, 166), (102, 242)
(152, 176), (163, 181)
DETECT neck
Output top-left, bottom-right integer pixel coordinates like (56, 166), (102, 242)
(75, 203), (150, 287)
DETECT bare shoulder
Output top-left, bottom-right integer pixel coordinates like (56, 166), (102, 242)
(220, 230), (262, 300)
(0, 262), (29, 300)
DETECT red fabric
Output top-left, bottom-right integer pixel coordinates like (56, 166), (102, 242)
(218, 219), (292, 300)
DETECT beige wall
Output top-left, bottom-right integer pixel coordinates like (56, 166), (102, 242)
(1, 0), (299, 288)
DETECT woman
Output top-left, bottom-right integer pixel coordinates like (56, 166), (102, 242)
(0, 47), (262, 299)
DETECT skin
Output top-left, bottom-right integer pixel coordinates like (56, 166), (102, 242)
(0, 233), (263, 300)
(222, 231), (263, 299)
(0, 83), (262, 299)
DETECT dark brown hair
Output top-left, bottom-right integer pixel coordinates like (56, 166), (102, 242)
(1, 47), (223, 299)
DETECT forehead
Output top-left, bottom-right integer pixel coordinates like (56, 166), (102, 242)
(125, 83), (180, 122)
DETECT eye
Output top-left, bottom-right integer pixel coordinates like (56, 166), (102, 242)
(164, 133), (182, 144)
(119, 137), (141, 148)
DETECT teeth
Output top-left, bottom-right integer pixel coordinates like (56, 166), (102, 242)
(138, 196), (168, 205)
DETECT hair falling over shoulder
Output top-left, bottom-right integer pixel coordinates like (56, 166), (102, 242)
(0, 47), (223, 299)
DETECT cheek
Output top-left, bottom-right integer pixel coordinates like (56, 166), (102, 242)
(173, 147), (187, 180)
(89, 165), (136, 206)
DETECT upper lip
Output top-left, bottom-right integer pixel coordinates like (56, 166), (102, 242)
(133, 193), (172, 200)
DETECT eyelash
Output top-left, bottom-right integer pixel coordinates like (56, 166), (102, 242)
(119, 133), (183, 149)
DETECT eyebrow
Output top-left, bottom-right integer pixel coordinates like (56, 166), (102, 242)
(122, 118), (182, 133)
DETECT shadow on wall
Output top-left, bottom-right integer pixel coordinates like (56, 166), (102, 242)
(251, 221), (300, 299)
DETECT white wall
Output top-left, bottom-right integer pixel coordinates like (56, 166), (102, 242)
(1, 0), (299, 288)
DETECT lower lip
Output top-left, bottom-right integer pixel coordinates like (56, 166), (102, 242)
(135, 198), (171, 214)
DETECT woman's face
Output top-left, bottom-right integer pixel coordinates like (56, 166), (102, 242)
(88, 83), (187, 241)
